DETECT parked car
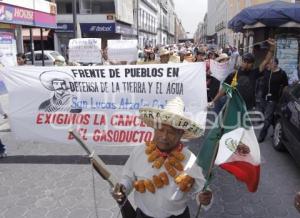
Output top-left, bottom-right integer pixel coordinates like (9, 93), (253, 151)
(25, 50), (65, 66)
(273, 82), (300, 165)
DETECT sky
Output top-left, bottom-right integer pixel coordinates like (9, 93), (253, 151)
(173, 0), (207, 37)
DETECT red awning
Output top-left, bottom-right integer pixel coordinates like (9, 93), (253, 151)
(22, 28), (51, 41)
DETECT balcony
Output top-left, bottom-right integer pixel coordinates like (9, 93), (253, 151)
(215, 21), (226, 32)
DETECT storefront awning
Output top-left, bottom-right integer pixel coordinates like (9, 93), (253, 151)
(22, 28), (51, 40)
(228, 1), (300, 32)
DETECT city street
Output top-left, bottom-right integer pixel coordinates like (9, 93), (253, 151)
(1, 0), (300, 217)
(0, 94), (299, 218)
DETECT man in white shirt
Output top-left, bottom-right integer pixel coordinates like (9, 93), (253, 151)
(111, 97), (212, 218)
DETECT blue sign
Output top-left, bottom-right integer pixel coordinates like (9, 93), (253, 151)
(80, 23), (115, 34)
(55, 23), (74, 33)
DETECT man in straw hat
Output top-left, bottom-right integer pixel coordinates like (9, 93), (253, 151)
(111, 97), (212, 218)
(159, 48), (171, 64)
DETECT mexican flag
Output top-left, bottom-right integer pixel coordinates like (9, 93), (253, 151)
(196, 84), (260, 192)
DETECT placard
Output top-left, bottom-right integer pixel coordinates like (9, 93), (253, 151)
(69, 38), (102, 64)
(107, 39), (138, 63)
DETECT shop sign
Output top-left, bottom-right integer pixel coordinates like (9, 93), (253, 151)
(56, 23), (74, 33)
(0, 3), (34, 26)
(81, 23), (115, 34)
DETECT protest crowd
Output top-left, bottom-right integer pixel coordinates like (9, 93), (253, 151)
(1, 36), (300, 218)
(1, 0), (300, 216)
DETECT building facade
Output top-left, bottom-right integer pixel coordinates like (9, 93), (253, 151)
(55, 0), (136, 54)
(55, 0), (183, 53)
(135, 0), (158, 48)
(175, 16), (187, 43)
(0, 0), (57, 55)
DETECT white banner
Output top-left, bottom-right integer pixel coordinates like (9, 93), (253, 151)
(107, 40), (137, 63)
(69, 38), (102, 64)
(210, 60), (230, 82)
(2, 63), (207, 146)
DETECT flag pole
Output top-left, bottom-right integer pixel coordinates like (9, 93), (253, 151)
(195, 89), (232, 218)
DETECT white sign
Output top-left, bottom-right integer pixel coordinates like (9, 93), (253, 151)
(210, 60), (230, 82)
(69, 38), (102, 64)
(0, 31), (17, 67)
(2, 63), (207, 146)
(276, 38), (299, 85)
(107, 39), (138, 64)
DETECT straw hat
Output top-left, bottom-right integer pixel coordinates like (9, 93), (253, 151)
(54, 56), (66, 66)
(169, 54), (180, 63)
(139, 97), (203, 139)
(159, 48), (170, 56)
(184, 54), (194, 62)
(215, 53), (229, 62)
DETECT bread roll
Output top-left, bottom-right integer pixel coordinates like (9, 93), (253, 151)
(159, 172), (169, 185)
(153, 175), (164, 188)
(144, 179), (156, 193)
(148, 150), (160, 162)
(152, 157), (165, 169)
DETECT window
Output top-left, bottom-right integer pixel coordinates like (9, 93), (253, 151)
(57, 0), (79, 14)
(92, 1), (115, 14)
(142, 10), (145, 29)
(35, 54), (49, 61)
(50, 52), (61, 59)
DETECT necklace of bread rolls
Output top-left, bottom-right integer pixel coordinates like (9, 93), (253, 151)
(133, 141), (195, 194)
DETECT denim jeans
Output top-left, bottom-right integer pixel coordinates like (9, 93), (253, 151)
(259, 101), (277, 139)
(0, 139), (5, 154)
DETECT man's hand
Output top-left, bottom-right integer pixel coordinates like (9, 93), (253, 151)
(295, 192), (300, 213)
(198, 190), (213, 206)
(207, 102), (215, 109)
(267, 38), (276, 49)
(111, 183), (126, 203)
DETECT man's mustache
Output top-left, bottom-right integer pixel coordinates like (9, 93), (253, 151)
(55, 87), (69, 91)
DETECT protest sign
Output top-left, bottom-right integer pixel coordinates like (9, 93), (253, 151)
(0, 31), (16, 94)
(210, 60), (231, 82)
(107, 39), (137, 63)
(2, 63), (207, 146)
(276, 38), (299, 85)
(0, 32), (17, 67)
(69, 38), (102, 64)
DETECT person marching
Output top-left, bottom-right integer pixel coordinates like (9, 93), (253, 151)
(258, 58), (288, 142)
(111, 97), (212, 218)
(209, 38), (276, 113)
